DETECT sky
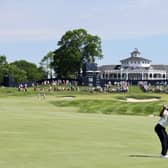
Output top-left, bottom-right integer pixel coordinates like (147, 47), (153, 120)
(1, 0), (168, 66)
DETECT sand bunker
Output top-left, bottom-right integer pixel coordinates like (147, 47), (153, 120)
(63, 96), (75, 100)
(126, 98), (159, 102)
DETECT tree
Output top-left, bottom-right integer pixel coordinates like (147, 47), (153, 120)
(0, 64), (27, 84)
(52, 28), (103, 78)
(0, 55), (47, 85)
(40, 51), (55, 78)
(0, 55), (8, 84)
(10, 60), (46, 81)
(0, 55), (7, 65)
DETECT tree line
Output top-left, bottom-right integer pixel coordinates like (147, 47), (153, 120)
(0, 28), (103, 85)
(0, 56), (47, 85)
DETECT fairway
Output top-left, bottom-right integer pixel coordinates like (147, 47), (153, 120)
(0, 96), (167, 168)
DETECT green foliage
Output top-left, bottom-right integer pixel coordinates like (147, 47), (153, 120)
(53, 46), (81, 78)
(0, 55), (47, 85)
(52, 28), (103, 78)
(11, 60), (46, 81)
(0, 64), (27, 84)
(0, 55), (7, 65)
(0, 55), (8, 84)
(40, 51), (54, 65)
(40, 51), (54, 78)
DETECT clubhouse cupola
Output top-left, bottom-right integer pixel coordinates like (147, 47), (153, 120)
(120, 48), (151, 68)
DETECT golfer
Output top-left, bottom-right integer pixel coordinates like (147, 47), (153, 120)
(155, 105), (168, 158)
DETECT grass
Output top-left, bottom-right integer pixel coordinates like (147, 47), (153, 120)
(49, 86), (165, 115)
(0, 95), (167, 168)
(1, 85), (168, 116)
(1, 86), (168, 167)
(51, 99), (163, 115)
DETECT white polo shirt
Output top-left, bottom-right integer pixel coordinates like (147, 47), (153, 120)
(158, 109), (168, 128)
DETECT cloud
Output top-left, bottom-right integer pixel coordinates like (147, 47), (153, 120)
(0, 28), (58, 41)
(1, 0), (168, 41)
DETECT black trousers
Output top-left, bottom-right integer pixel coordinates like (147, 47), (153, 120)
(155, 124), (168, 155)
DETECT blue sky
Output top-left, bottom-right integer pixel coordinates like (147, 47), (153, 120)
(1, 0), (168, 66)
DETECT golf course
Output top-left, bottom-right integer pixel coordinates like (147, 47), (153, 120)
(0, 86), (168, 168)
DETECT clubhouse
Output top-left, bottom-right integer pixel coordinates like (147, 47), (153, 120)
(98, 48), (168, 83)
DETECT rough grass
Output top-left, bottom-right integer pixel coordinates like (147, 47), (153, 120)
(1, 86), (167, 116)
(51, 99), (162, 115)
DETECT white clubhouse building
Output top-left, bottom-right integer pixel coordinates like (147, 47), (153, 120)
(98, 48), (168, 81)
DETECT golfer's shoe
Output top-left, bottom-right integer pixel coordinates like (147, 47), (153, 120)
(160, 154), (168, 158)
